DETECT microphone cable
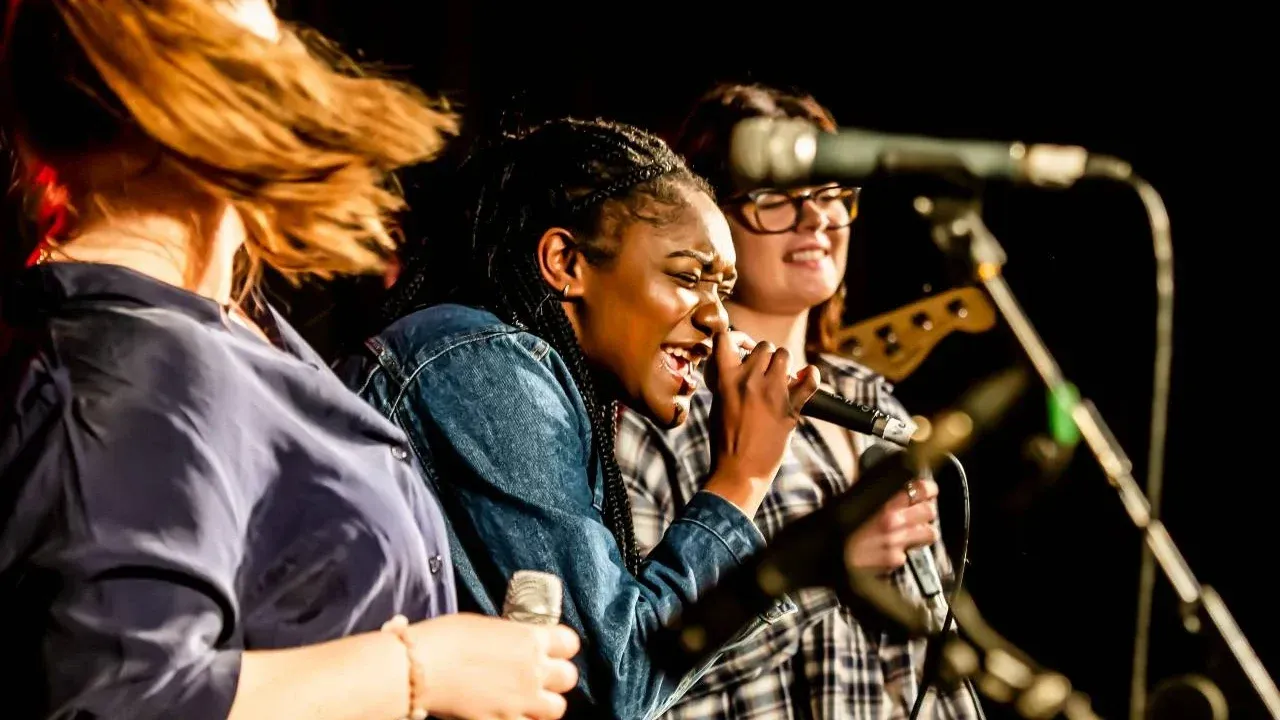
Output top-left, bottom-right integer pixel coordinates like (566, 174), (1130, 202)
(1089, 162), (1174, 720)
(909, 452), (984, 720)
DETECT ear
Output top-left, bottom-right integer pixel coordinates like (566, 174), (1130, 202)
(535, 227), (587, 299)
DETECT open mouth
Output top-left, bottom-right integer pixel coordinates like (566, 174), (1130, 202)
(660, 344), (710, 395)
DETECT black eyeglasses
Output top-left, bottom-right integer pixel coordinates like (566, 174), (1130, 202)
(725, 184), (860, 234)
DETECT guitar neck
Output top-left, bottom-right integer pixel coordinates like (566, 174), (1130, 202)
(830, 287), (997, 382)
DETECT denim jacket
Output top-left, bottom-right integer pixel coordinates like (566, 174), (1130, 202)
(338, 304), (790, 719)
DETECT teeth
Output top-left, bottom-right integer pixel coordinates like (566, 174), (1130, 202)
(787, 249), (827, 263)
(665, 347), (691, 361)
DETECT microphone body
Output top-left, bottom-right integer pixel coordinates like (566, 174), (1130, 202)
(502, 570), (563, 625)
(730, 116), (1094, 189)
(733, 345), (916, 446)
(861, 444), (947, 631)
(907, 550), (945, 608)
(803, 390), (916, 447)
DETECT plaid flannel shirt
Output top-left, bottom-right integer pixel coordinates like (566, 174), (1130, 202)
(617, 353), (982, 720)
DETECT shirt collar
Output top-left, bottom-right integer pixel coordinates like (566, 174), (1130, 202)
(812, 352), (893, 391)
(5, 262), (227, 324)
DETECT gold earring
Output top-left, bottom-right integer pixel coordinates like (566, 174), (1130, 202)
(562, 283), (571, 298)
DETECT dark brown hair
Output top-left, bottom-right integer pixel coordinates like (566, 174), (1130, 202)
(670, 83), (847, 357)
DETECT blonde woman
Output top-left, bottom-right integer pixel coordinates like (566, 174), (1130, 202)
(0, 2), (577, 719)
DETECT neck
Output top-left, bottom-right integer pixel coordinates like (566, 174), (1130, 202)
(50, 203), (245, 305)
(725, 300), (810, 373)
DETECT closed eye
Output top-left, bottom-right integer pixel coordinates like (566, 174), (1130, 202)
(672, 269), (733, 300)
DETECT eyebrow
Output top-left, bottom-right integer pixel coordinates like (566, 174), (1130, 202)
(667, 249), (717, 266)
(669, 248), (737, 284)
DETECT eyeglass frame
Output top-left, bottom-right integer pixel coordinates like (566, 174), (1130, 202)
(721, 183), (860, 235)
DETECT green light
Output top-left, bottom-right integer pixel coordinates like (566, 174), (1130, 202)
(1048, 382), (1081, 447)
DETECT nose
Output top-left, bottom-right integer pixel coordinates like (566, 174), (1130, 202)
(691, 293), (729, 337)
(796, 196), (830, 232)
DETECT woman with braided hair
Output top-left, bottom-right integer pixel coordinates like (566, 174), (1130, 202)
(342, 117), (821, 718)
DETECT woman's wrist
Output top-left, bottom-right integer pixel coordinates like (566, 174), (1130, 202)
(380, 615), (429, 720)
(704, 459), (772, 517)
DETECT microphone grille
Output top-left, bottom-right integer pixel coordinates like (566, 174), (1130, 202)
(502, 570), (563, 625)
(729, 117), (819, 187)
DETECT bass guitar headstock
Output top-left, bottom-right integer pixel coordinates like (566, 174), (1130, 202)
(832, 287), (997, 382)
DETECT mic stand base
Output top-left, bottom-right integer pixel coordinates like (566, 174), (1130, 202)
(915, 194), (1280, 719)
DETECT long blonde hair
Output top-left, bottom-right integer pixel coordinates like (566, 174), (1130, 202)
(1, 0), (457, 288)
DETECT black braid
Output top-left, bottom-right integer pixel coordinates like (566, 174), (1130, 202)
(385, 118), (709, 575)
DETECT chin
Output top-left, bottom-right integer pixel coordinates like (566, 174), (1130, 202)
(773, 292), (831, 317)
(814, 276), (843, 301)
(803, 282), (842, 308)
(633, 391), (686, 430)
(767, 283), (839, 314)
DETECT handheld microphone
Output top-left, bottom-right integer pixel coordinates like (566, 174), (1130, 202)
(733, 345), (916, 446)
(804, 391), (917, 447)
(862, 444), (947, 632)
(502, 570), (563, 625)
(730, 116), (1113, 190)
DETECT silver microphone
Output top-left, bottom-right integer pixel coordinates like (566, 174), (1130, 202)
(502, 570), (563, 625)
(729, 116), (1100, 189)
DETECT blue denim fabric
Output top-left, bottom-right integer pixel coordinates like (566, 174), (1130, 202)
(337, 304), (788, 719)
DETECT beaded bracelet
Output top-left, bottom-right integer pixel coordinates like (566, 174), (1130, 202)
(380, 614), (428, 720)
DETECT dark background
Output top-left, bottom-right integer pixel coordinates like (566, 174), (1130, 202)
(269, 6), (1271, 719)
(16, 4), (1270, 718)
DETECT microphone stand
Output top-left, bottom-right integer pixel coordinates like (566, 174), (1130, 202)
(939, 588), (1103, 720)
(914, 193), (1280, 719)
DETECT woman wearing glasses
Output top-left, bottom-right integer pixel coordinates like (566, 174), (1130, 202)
(616, 83), (979, 719)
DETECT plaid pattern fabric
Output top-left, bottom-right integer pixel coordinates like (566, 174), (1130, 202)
(617, 354), (981, 720)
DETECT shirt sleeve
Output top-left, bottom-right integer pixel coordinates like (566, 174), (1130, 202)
(397, 330), (766, 719)
(13, 375), (246, 720)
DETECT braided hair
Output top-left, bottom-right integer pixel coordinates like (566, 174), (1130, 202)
(384, 118), (710, 575)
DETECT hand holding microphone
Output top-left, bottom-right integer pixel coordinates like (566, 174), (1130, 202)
(859, 444), (951, 632)
(407, 572), (578, 720)
(701, 330), (821, 519)
(845, 471), (940, 572)
(713, 332), (944, 617)
(726, 331), (919, 445)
